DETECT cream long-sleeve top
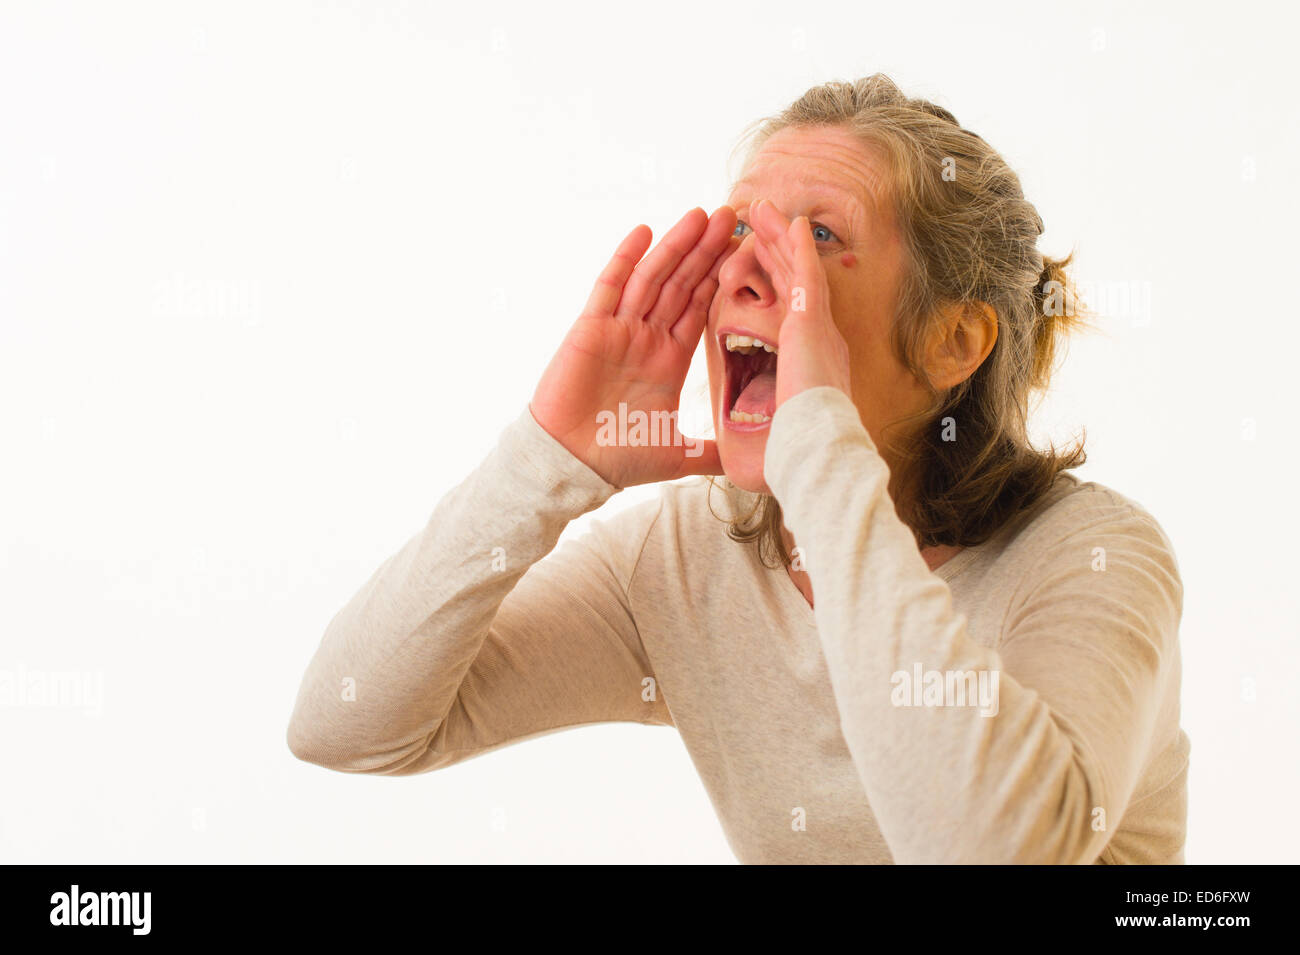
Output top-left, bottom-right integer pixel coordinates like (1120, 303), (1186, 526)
(287, 386), (1190, 864)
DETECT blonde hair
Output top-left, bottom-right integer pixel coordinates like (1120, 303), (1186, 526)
(711, 74), (1091, 566)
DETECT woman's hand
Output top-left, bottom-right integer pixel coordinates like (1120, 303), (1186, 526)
(530, 205), (738, 488)
(748, 198), (853, 410)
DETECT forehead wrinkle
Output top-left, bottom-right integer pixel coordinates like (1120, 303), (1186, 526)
(727, 181), (874, 240)
(730, 155), (883, 222)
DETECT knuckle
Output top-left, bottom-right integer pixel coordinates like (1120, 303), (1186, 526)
(662, 272), (689, 294)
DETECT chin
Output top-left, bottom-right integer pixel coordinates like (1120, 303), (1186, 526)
(713, 402), (772, 495)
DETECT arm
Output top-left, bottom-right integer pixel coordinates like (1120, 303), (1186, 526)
(288, 203), (739, 775)
(285, 406), (668, 776)
(765, 386), (1184, 864)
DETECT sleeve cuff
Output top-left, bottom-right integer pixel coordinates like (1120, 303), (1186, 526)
(764, 386), (882, 506)
(486, 405), (622, 516)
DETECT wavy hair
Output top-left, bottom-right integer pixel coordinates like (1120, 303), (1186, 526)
(710, 74), (1092, 566)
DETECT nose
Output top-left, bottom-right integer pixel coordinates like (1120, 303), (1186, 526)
(718, 231), (778, 309)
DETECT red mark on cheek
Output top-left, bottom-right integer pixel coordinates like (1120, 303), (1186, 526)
(839, 252), (857, 268)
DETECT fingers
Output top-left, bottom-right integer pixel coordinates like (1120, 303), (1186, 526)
(584, 224), (653, 319)
(751, 199), (824, 314)
(784, 215), (823, 308)
(614, 207), (709, 320)
(644, 205), (737, 328)
(750, 198), (797, 280)
(668, 237), (731, 348)
(751, 233), (788, 295)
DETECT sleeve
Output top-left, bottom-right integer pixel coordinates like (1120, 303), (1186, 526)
(285, 405), (672, 777)
(763, 386), (1184, 864)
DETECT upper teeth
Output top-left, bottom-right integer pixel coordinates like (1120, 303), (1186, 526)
(724, 333), (777, 355)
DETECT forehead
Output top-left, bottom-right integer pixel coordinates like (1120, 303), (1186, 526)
(728, 125), (887, 216)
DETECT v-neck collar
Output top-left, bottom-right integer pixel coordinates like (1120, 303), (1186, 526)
(773, 538), (983, 618)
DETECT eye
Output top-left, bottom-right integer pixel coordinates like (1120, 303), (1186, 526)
(733, 219), (841, 245)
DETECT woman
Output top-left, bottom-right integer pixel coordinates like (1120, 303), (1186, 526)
(287, 74), (1189, 864)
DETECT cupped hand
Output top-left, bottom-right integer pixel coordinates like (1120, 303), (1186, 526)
(530, 205), (738, 488)
(748, 198), (853, 410)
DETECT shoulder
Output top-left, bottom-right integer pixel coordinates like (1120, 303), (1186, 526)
(573, 476), (742, 590)
(991, 474), (1184, 631)
(1008, 475), (1180, 568)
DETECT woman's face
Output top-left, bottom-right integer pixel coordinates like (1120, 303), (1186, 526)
(705, 124), (931, 494)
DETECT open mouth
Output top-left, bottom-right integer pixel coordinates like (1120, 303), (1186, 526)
(722, 332), (779, 428)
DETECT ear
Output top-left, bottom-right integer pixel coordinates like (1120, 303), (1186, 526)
(925, 300), (998, 390)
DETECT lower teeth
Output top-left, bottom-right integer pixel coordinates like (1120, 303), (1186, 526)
(729, 409), (771, 424)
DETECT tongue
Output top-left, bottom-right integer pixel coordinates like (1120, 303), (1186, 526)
(734, 370), (777, 417)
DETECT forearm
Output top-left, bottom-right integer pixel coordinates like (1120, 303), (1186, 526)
(765, 387), (1167, 863)
(286, 406), (618, 773)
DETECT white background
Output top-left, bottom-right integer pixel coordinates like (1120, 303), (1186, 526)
(1, 0), (1296, 863)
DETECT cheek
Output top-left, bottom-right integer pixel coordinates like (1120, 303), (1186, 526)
(704, 298), (723, 381)
(704, 345), (724, 406)
(826, 268), (900, 379)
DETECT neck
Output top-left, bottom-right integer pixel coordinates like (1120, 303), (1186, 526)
(779, 517), (961, 609)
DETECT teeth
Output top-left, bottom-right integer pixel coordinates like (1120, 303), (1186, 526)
(724, 333), (778, 355)
(729, 409), (772, 424)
